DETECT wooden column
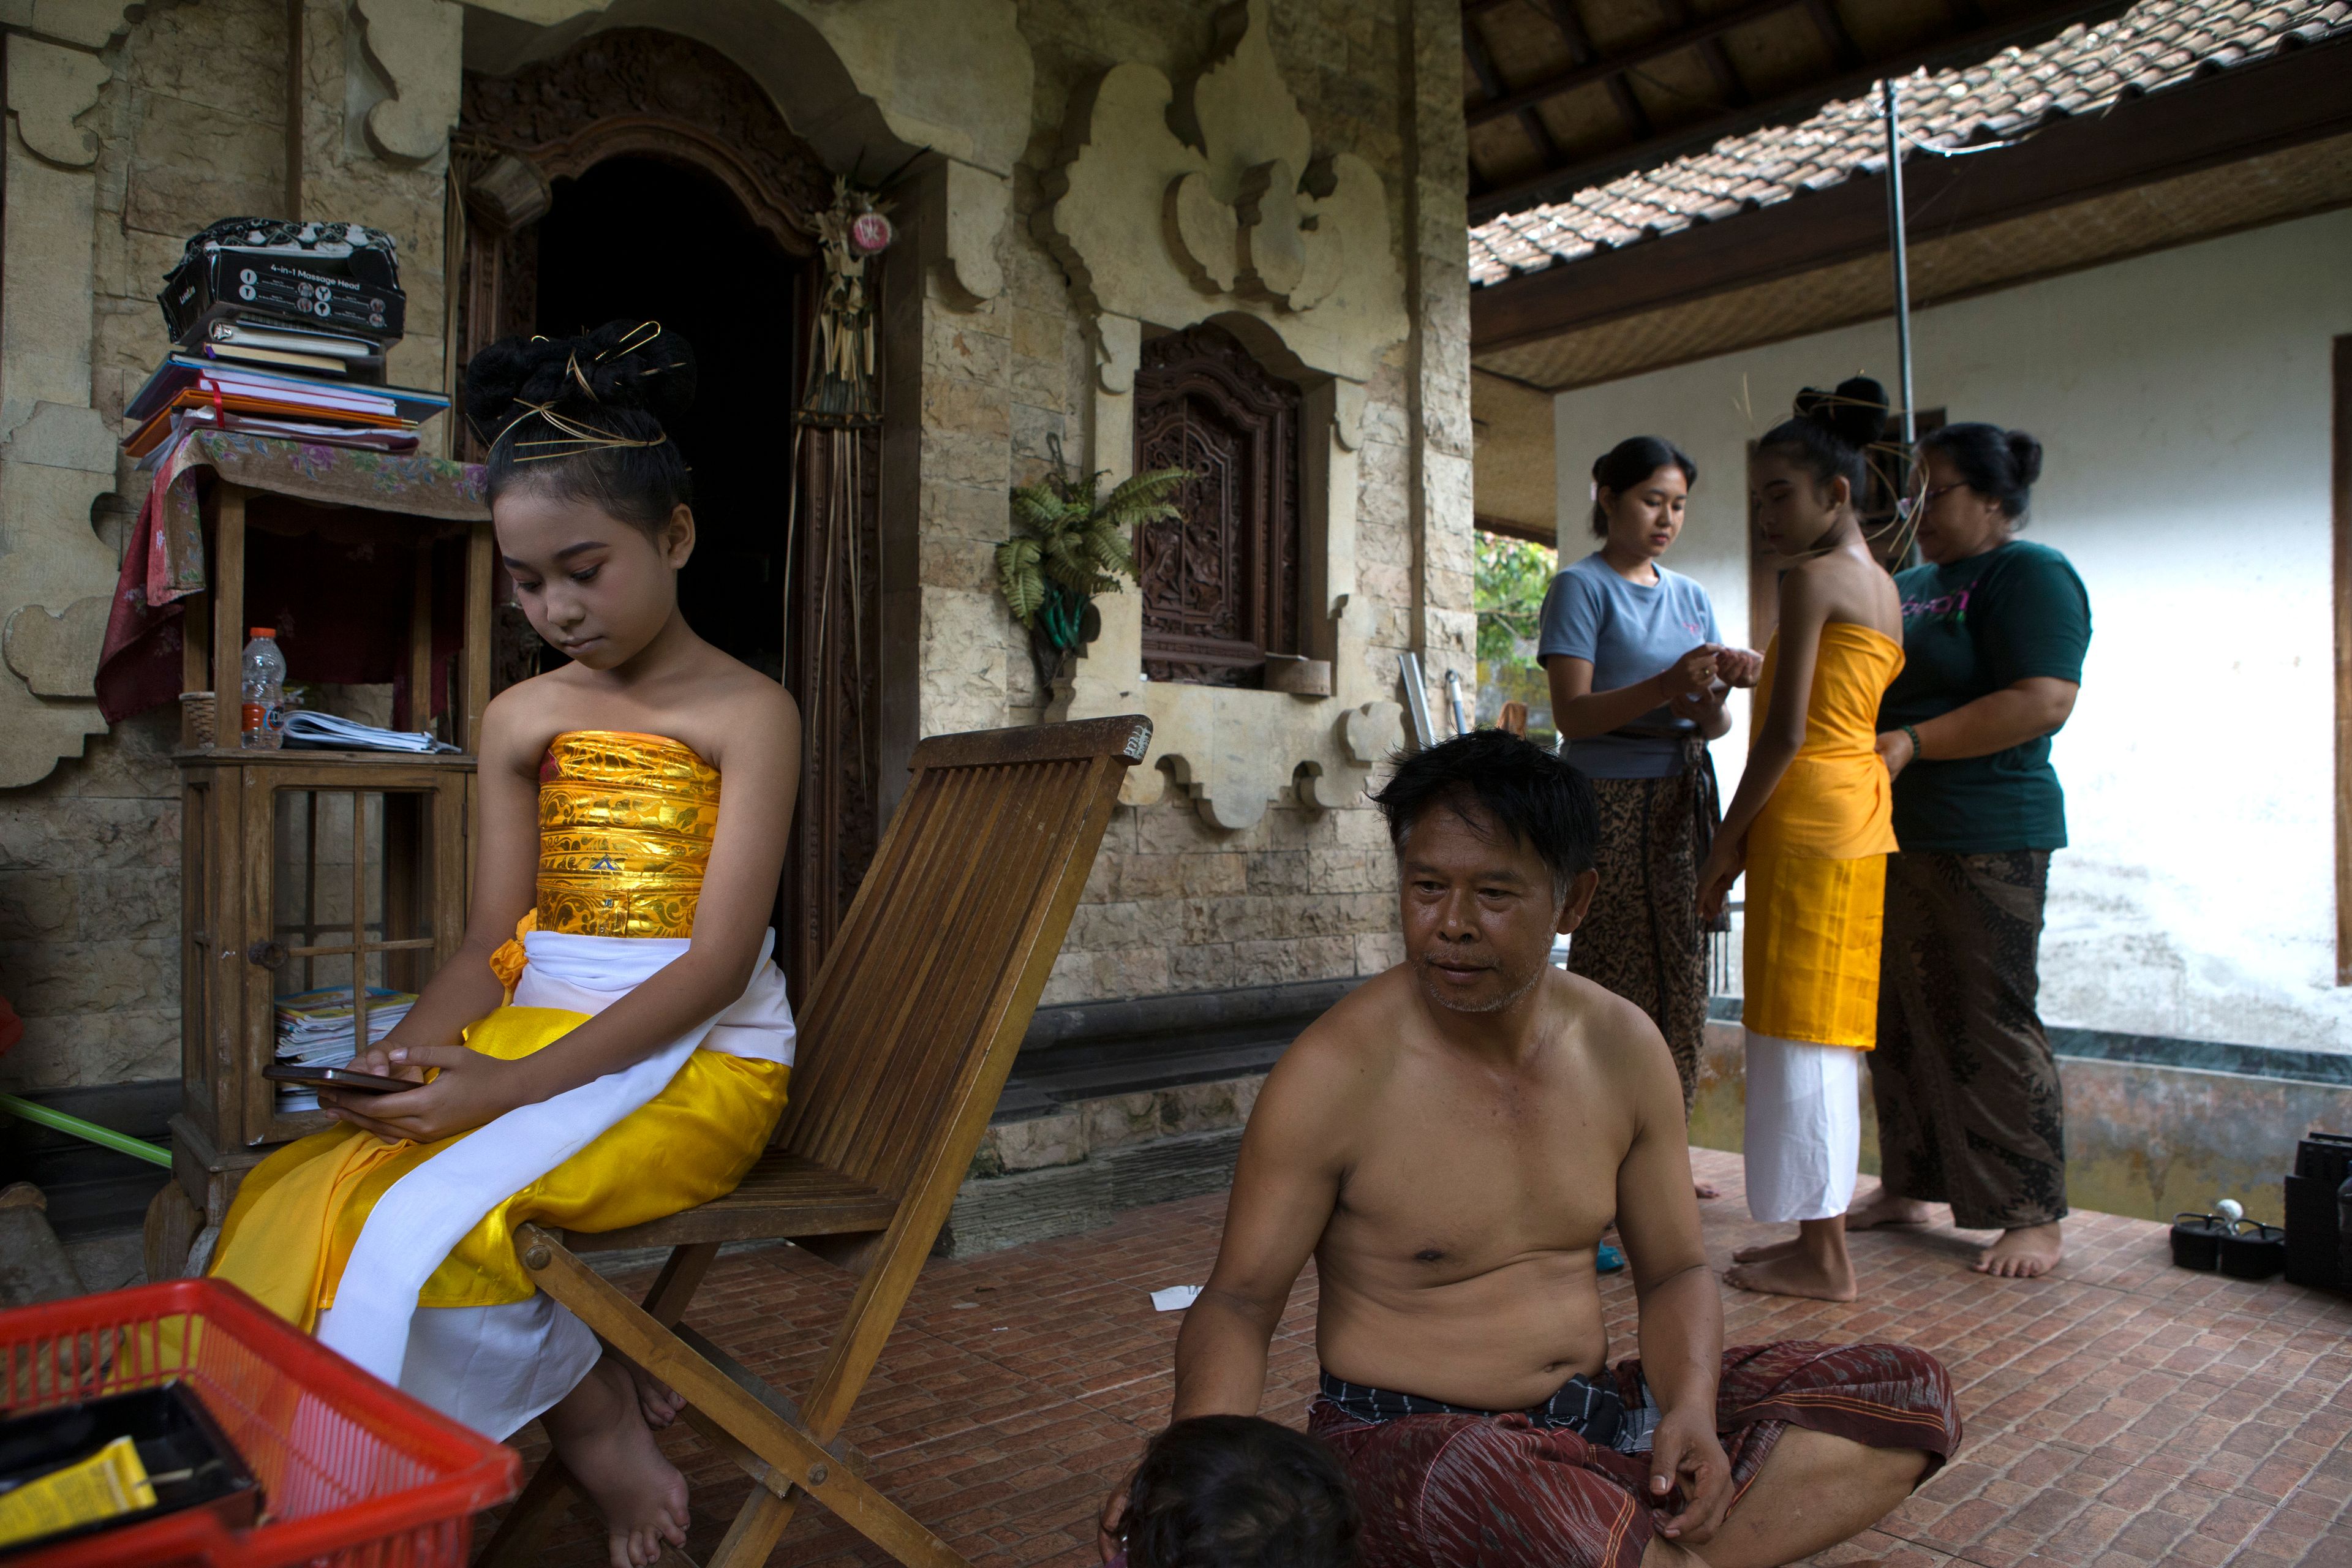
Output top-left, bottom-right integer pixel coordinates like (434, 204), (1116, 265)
(211, 485), (247, 729)
(409, 541), (435, 736)
(2333, 336), (2351, 984)
(181, 594), (212, 698)
(463, 521), (494, 751)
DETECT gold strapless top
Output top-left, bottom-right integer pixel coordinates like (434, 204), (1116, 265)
(1751, 622), (1905, 860)
(536, 730), (720, 938)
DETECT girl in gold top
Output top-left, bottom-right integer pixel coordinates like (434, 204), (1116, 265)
(209, 321), (801, 1568)
(1697, 378), (1904, 1305)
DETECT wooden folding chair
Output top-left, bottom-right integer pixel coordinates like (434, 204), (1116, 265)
(478, 715), (1152, 1568)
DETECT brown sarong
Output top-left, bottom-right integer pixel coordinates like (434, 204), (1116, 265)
(1568, 739), (1716, 1109)
(1873, 848), (2068, 1230)
(1312, 1340), (1959, 1568)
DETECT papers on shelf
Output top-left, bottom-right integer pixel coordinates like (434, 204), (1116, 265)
(273, 984), (417, 1110)
(281, 710), (459, 754)
(125, 405), (421, 462)
(124, 353), (448, 425)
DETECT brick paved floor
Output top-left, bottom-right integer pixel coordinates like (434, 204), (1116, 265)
(505, 1147), (2352, 1567)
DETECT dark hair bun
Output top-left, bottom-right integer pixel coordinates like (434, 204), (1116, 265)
(1792, 375), (1887, 453)
(464, 319), (697, 442)
(2006, 429), (2044, 488)
(1588, 435), (1698, 538)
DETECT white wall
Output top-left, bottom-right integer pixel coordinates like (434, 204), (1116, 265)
(1553, 209), (2352, 1052)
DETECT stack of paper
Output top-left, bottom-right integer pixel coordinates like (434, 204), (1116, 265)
(135, 404), (421, 456)
(121, 354), (448, 460)
(273, 984), (416, 1110)
(123, 355), (447, 457)
(281, 710), (459, 754)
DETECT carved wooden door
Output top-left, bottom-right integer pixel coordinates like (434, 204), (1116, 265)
(453, 29), (880, 992)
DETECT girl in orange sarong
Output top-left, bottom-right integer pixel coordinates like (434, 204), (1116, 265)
(208, 321), (803, 1568)
(1697, 377), (1905, 1304)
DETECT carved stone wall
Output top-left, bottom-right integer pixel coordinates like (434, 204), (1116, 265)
(0, 0), (1474, 1089)
(1, 0), (461, 1088)
(961, 0), (1473, 1006)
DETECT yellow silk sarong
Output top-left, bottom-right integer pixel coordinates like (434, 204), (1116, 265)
(211, 1008), (788, 1327)
(211, 731), (790, 1332)
(1742, 624), (1904, 1050)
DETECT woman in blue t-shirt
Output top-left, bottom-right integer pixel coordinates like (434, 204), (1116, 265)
(1539, 437), (1759, 1168)
(1847, 423), (2089, 1281)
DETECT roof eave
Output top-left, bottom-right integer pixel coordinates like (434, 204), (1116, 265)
(1469, 30), (2352, 360)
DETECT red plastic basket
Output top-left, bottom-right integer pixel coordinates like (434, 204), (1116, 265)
(0, 1278), (519, 1568)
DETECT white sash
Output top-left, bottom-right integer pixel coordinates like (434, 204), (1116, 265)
(317, 929), (794, 1392)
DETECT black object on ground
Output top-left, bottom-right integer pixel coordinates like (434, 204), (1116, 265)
(2168, 1212), (2226, 1271)
(0, 1384), (258, 1556)
(2217, 1222), (2286, 1280)
(2283, 1130), (2352, 1288)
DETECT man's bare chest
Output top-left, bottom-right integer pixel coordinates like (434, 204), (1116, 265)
(1334, 1095), (1628, 1270)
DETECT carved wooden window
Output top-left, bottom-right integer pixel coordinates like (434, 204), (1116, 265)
(1133, 323), (1302, 687)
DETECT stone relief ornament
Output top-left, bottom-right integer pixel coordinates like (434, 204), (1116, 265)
(0, 6), (142, 786)
(354, 0), (464, 164)
(1039, 0), (1408, 829)
(4, 34), (108, 165)
(1038, 0), (1407, 386)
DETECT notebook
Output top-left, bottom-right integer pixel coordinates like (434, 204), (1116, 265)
(125, 353), (448, 425)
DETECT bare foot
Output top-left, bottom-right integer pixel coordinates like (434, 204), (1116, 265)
(1731, 1235), (1801, 1264)
(1694, 1180), (1722, 1200)
(625, 1359), (686, 1430)
(542, 1355), (690, 1568)
(1725, 1219), (1856, 1301)
(1973, 1221), (2063, 1278)
(1845, 1185), (1932, 1231)
(1725, 1250), (1858, 1302)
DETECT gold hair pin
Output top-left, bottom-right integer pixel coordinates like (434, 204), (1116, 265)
(500, 400), (669, 462)
(597, 320), (663, 361)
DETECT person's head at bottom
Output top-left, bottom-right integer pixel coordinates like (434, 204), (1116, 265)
(1102, 1415), (1357, 1568)
(1370, 729), (1599, 1019)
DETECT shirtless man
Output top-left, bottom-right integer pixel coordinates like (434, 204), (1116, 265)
(1149, 731), (1959, 1567)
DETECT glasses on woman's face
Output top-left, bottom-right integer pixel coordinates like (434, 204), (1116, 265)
(1894, 482), (1965, 522)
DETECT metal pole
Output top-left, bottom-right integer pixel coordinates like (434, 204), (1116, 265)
(1883, 77), (1915, 447)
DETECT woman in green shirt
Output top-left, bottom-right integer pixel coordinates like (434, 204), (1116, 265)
(1847, 423), (2089, 1280)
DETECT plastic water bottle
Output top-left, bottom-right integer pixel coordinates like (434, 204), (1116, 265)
(240, 627), (287, 750)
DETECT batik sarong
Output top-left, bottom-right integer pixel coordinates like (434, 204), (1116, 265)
(1311, 1341), (1959, 1568)
(1872, 848), (2067, 1230)
(1569, 737), (1718, 1111)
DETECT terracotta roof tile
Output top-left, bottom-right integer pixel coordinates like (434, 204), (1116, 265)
(1469, 0), (2352, 287)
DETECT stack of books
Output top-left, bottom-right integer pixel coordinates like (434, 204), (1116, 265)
(273, 984), (417, 1112)
(123, 357), (448, 459)
(124, 217), (450, 460)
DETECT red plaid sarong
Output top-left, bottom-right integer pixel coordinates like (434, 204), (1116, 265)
(1311, 1341), (1959, 1568)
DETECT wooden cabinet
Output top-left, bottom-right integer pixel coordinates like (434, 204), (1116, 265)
(170, 750), (475, 1219)
(145, 461), (496, 1259)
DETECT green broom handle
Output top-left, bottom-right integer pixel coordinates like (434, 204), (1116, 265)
(0, 1093), (173, 1169)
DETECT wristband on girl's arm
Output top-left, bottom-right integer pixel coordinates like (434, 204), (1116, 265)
(1901, 723), (1922, 760)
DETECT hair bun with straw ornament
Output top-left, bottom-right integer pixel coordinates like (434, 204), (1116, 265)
(1790, 376), (1887, 454)
(464, 319), (697, 449)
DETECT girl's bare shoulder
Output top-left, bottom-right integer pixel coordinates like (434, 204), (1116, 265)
(664, 651), (798, 772)
(477, 671), (582, 771)
(706, 653), (801, 730)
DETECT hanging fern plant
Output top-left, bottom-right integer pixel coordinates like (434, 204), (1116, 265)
(998, 447), (1189, 688)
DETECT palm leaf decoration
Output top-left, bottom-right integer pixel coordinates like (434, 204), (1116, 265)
(998, 461), (1189, 653)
